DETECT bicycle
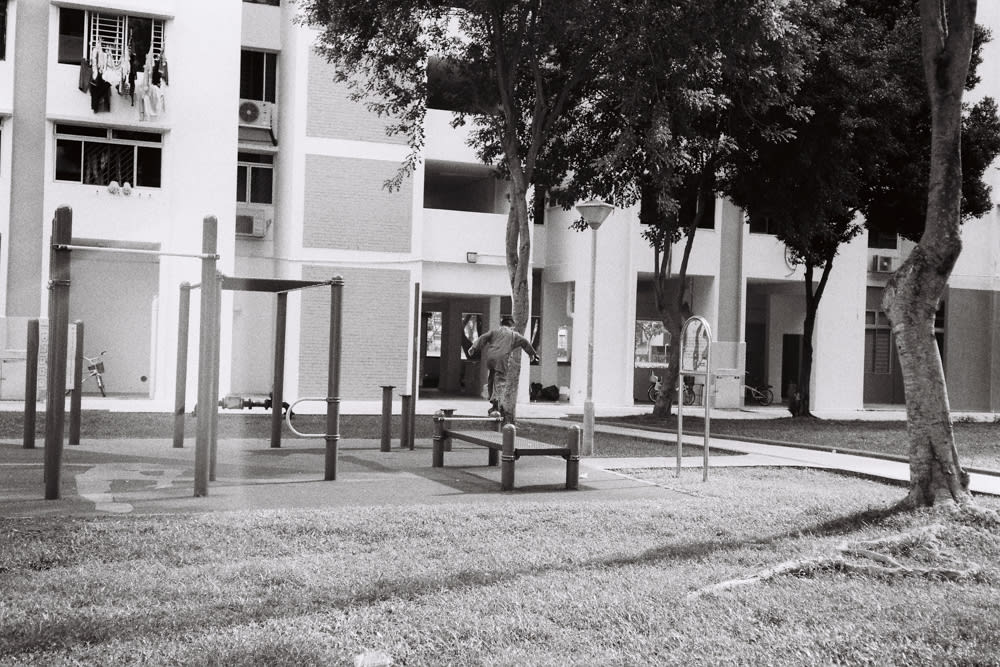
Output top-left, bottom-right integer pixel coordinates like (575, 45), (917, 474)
(745, 382), (773, 406)
(80, 351), (108, 397)
(648, 372), (696, 405)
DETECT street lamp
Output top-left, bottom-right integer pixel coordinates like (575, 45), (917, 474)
(575, 199), (615, 457)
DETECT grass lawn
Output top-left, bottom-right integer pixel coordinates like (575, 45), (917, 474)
(2, 468), (998, 665)
(600, 413), (1000, 471)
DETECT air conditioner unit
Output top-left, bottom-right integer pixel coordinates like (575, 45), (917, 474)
(871, 254), (895, 273)
(235, 208), (269, 239)
(238, 99), (273, 129)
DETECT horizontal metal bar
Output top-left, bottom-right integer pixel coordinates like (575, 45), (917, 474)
(54, 244), (220, 260)
(433, 415), (502, 422)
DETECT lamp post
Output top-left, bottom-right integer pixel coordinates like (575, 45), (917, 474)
(575, 199), (615, 457)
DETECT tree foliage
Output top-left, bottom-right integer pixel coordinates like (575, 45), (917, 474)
(302, 0), (616, 421)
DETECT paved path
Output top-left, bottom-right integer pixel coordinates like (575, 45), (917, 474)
(2, 421), (997, 518)
(582, 423), (1000, 497)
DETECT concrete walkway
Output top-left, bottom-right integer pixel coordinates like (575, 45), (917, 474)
(583, 422), (1000, 497)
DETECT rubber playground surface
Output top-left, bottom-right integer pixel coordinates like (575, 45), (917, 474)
(0, 435), (675, 518)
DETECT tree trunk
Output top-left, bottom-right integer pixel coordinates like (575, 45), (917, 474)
(794, 260), (833, 417)
(882, 0), (976, 506)
(498, 173), (532, 423)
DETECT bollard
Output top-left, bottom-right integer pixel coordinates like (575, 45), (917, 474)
(23, 319), (39, 450)
(566, 425), (581, 490)
(399, 393), (411, 450)
(432, 410), (445, 467)
(500, 424), (516, 491)
(380, 385), (394, 452)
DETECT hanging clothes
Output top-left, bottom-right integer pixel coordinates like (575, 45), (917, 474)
(158, 51), (169, 85)
(90, 39), (108, 77)
(78, 58), (93, 93)
(89, 73), (112, 113)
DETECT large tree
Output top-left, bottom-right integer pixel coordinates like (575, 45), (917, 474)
(724, 5), (894, 417)
(884, 0), (978, 506)
(301, 1), (617, 422)
(549, 0), (822, 417)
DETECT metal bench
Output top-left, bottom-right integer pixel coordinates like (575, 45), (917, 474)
(431, 410), (580, 491)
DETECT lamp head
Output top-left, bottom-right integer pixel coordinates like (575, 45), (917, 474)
(575, 200), (615, 230)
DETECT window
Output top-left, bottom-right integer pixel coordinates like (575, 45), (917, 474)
(864, 310), (892, 374)
(868, 230), (899, 249)
(1, 1), (7, 61)
(236, 152), (274, 204)
(58, 8), (87, 64)
(58, 8), (164, 66)
(240, 50), (277, 103)
(55, 124), (162, 188)
(748, 213), (779, 235)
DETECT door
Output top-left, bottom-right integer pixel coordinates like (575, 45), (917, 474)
(781, 334), (802, 400)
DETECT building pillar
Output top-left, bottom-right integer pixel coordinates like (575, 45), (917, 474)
(810, 228), (868, 412)
(7, 1), (49, 316)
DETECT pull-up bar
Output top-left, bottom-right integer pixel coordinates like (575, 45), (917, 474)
(41, 206), (222, 500)
(52, 244), (220, 261)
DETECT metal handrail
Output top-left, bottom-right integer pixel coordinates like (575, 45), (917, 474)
(285, 397), (328, 437)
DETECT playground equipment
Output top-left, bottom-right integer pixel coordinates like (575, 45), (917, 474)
(36, 205), (345, 500)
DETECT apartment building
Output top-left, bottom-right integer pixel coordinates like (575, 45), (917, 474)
(1, 1), (998, 414)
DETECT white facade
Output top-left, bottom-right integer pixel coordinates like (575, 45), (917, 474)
(1, 2), (998, 414)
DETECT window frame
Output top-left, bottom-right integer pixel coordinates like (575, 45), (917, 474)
(240, 50), (278, 103)
(0, 1), (7, 61)
(54, 123), (164, 189)
(236, 151), (274, 205)
(58, 7), (165, 66)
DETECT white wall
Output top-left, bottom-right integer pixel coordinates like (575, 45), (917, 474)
(810, 230), (868, 411)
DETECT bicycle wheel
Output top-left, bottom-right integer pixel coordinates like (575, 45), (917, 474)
(647, 384), (657, 403)
(96, 374), (106, 397)
(762, 388), (774, 406)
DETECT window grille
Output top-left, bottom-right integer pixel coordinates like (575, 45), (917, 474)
(89, 13), (165, 64)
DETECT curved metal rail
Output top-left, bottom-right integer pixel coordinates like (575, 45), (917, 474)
(285, 397), (329, 437)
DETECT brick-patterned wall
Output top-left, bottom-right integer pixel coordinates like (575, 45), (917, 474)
(303, 154), (413, 252)
(306, 50), (408, 144)
(298, 266), (412, 400)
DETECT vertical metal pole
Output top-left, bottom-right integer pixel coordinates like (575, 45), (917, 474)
(270, 291), (287, 448)
(704, 342), (712, 482)
(583, 228), (597, 457)
(566, 424), (581, 490)
(399, 393), (411, 450)
(432, 410), (444, 467)
(22, 319), (39, 449)
(380, 385), (394, 452)
(409, 282), (421, 450)
(676, 373), (684, 478)
(209, 273), (222, 482)
(44, 206), (73, 500)
(194, 216), (218, 497)
(500, 423), (516, 491)
(68, 320), (84, 445)
(324, 277), (343, 481)
(173, 283), (191, 448)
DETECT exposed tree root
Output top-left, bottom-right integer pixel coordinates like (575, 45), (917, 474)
(688, 520), (993, 600)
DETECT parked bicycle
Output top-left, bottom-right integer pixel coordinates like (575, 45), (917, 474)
(80, 351), (107, 397)
(648, 372), (696, 405)
(745, 382), (773, 406)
